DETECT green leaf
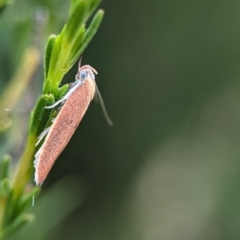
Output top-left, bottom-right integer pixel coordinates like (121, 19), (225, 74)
(0, 179), (12, 228)
(65, 0), (87, 44)
(30, 94), (55, 136)
(67, 25), (85, 64)
(56, 84), (69, 100)
(69, 0), (81, 15)
(0, 155), (11, 180)
(42, 77), (52, 95)
(44, 35), (56, 80)
(46, 36), (62, 87)
(70, 9), (104, 66)
(58, 25), (67, 47)
(69, 0), (101, 26)
(0, 178), (10, 198)
(85, 0), (101, 20)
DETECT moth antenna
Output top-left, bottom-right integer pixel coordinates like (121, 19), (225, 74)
(93, 81), (113, 126)
(80, 65), (98, 75)
(75, 57), (83, 79)
(78, 57), (82, 70)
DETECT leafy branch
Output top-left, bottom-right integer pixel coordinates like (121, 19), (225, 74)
(0, 0), (104, 238)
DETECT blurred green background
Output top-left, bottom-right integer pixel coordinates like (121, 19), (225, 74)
(1, 0), (240, 239)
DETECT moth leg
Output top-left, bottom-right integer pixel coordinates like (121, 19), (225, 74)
(45, 81), (84, 110)
(45, 98), (66, 109)
(36, 126), (51, 146)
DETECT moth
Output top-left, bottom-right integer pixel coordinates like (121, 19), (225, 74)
(34, 60), (112, 185)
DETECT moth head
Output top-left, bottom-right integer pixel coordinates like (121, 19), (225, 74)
(76, 64), (98, 83)
(79, 70), (88, 81)
(75, 59), (113, 126)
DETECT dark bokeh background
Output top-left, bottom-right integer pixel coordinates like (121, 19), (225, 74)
(2, 0), (240, 239)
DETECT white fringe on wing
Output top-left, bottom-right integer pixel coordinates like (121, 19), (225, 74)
(35, 127), (51, 146)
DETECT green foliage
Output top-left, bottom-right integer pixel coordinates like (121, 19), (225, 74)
(44, 35), (56, 81)
(30, 94), (55, 136)
(44, 1), (104, 95)
(70, 10), (104, 66)
(0, 155), (11, 181)
(0, 0), (104, 238)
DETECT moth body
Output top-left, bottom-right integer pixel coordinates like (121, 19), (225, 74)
(34, 65), (96, 185)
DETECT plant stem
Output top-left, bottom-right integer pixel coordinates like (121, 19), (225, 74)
(12, 134), (37, 198)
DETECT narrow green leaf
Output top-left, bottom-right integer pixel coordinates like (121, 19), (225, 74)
(70, 0), (101, 22)
(67, 25), (85, 65)
(65, 0), (87, 44)
(85, 0), (101, 20)
(56, 84), (69, 100)
(69, 0), (81, 15)
(47, 35), (61, 85)
(58, 25), (66, 47)
(0, 179), (10, 198)
(71, 10), (104, 65)
(42, 77), (52, 94)
(44, 35), (56, 80)
(0, 155), (11, 180)
(0, 179), (11, 230)
(30, 94), (55, 136)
